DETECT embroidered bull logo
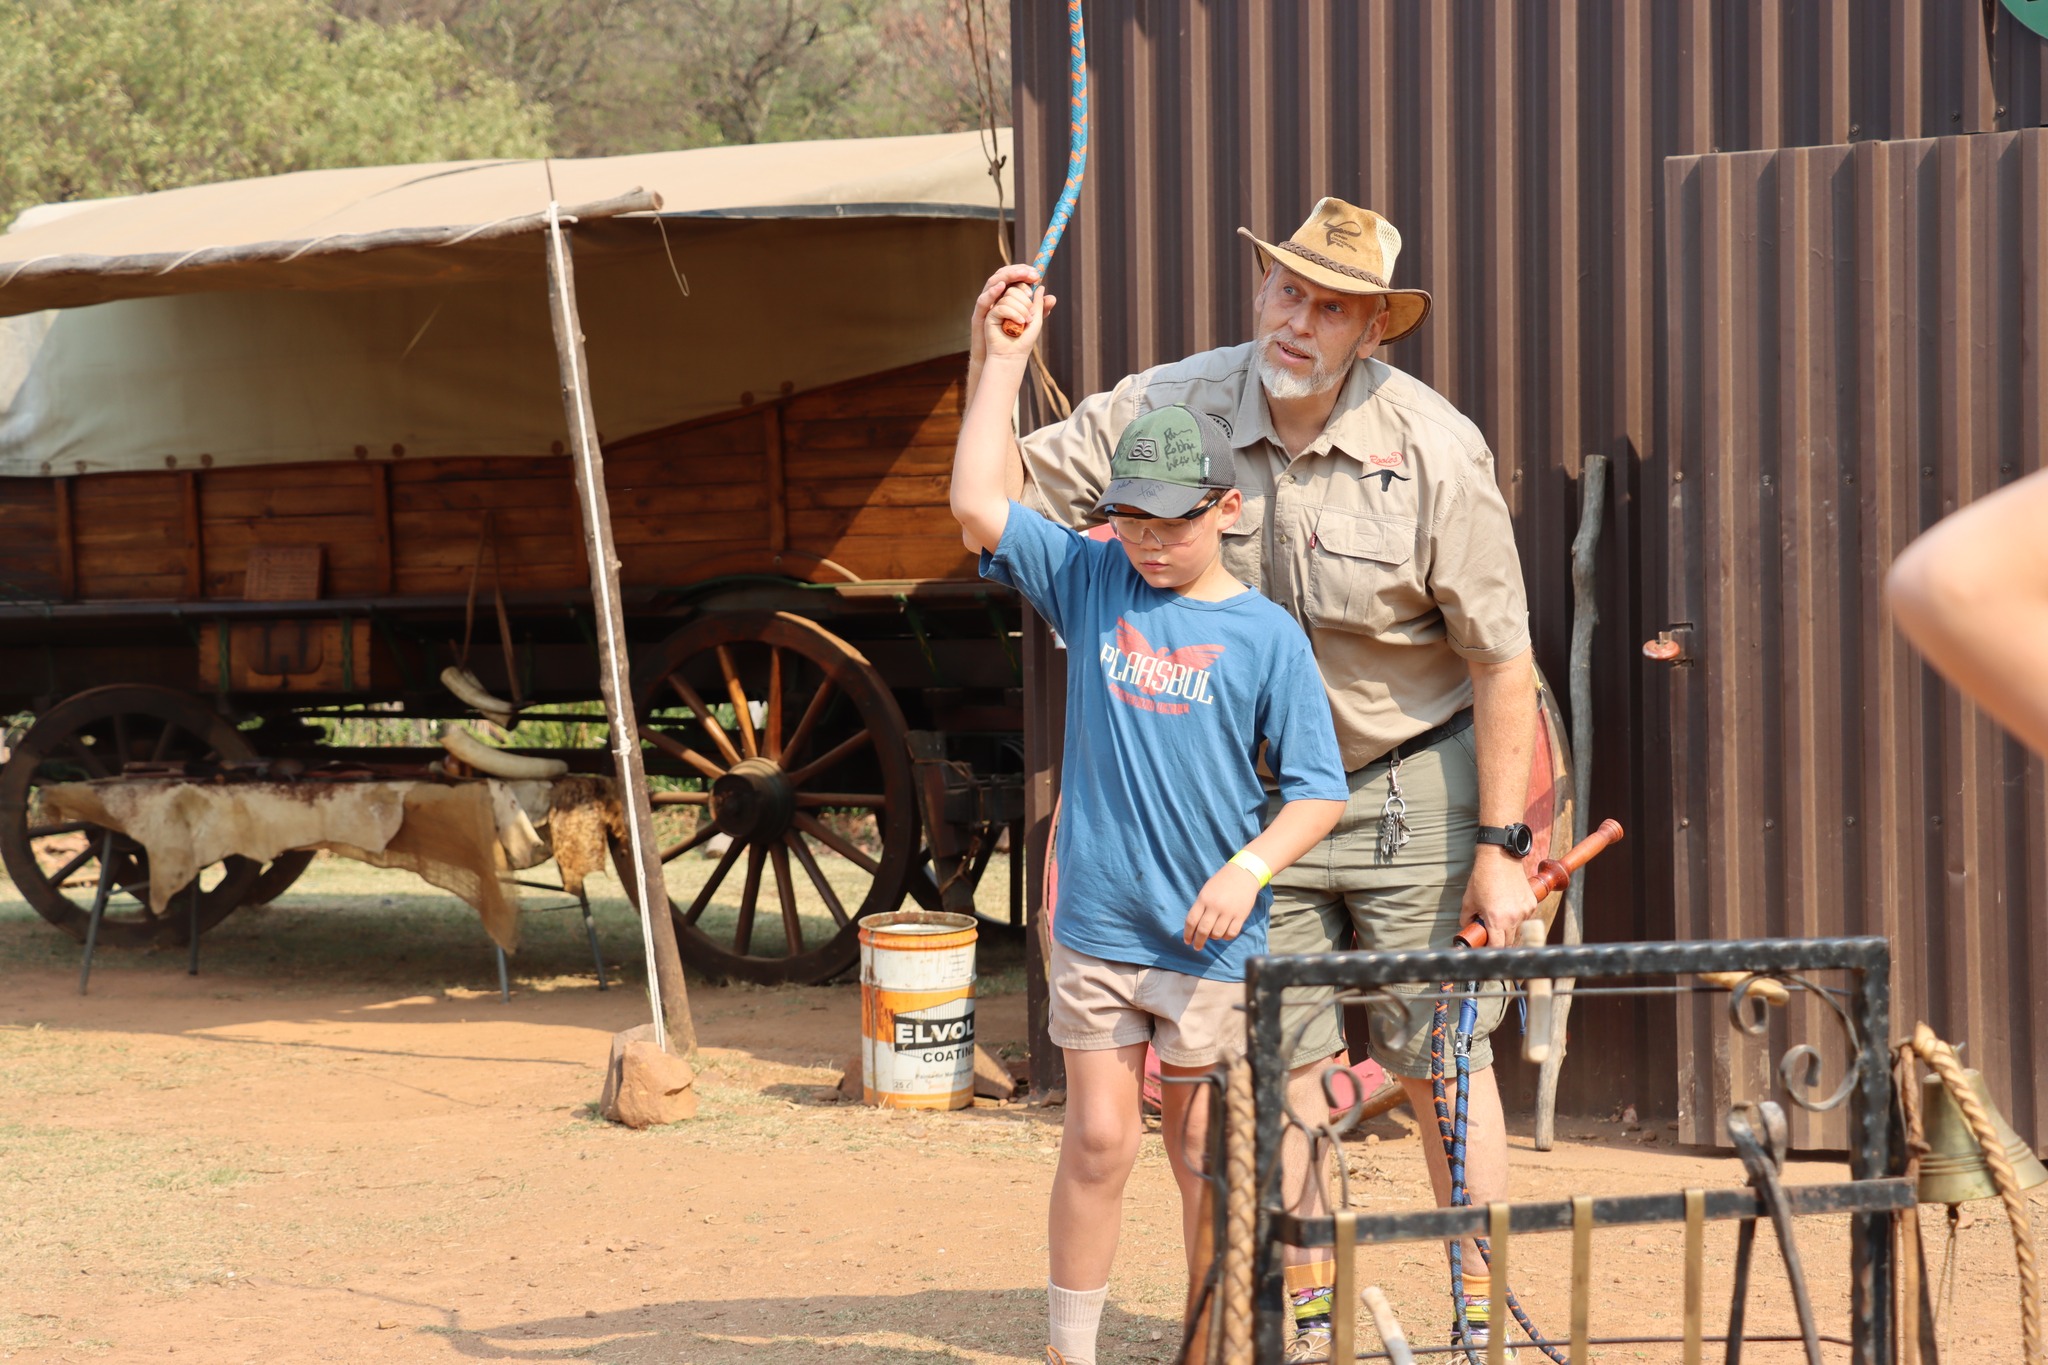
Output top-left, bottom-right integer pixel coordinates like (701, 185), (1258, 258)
(1369, 469), (1411, 493)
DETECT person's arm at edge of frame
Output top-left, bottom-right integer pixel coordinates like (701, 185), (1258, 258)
(961, 264), (1051, 539)
(1462, 648), (1540, 946)
(1182, 797), (1346, 953)
(1887, 466), (2048, 759)
(952, 277), (1051, 555)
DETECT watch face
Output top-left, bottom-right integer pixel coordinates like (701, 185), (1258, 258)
(1482, 823), (1533, 857)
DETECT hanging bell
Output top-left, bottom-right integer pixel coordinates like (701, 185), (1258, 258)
(1916, 1067), (2048, 1206)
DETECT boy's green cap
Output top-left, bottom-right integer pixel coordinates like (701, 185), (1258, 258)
(1089, 405), (1238, 519)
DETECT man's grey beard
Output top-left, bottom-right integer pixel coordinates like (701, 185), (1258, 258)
(1255, 331), (1347, 400)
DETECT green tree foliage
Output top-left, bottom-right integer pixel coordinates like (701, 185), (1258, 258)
(0, 0), (551, 227)
(334, 0), (1008, 156)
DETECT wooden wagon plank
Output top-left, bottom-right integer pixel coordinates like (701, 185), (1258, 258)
(78, 570), (190, 599)
(788, 475), (957, 510)
(393, 532), (598, 570)
(390, 456), (570, 484)
(201, 480), (382, 520)
(388, 478), (580, 514)
(785, 411), (963, 452)
(604, 453), (765, 487)
(789, 505), (958, 541)
(203, 511), (387, 544)
(780, 355), (964, 420)
(608, 511), (773, 545)
(784, 448), (955, 481)
(395, 563), (589, 595)
(605, 484), (768, 517)
(373, 464), (394, 594)
(616, 538), (781, 582)
(391, 506), (616, 544)
(0, 478), (65, 599)
(797, 535), (976, 581)
(202, 462), (384, 489)
(53, 478), (75, 601)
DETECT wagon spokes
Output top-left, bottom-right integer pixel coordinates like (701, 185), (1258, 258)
(785, 832), (850, 928)
(616, 611), (920, 985)
(683, 838), (747, 927)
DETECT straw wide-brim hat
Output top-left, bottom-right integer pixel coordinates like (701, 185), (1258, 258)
(1238, 197), (1431, 343)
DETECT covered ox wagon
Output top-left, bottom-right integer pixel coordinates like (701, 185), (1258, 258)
(0, 132), (1026, 986)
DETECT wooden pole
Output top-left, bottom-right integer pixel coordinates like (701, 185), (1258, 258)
(1533, 453), (1606, 1148)
(542, 197), (695, 1056)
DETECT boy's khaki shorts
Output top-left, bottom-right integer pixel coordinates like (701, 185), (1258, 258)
(1264, 724), (1510, 1079)
(1048, 938), (1248, 1068)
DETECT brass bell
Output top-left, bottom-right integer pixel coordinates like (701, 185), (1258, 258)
(1916, 1067), (2048, 1206)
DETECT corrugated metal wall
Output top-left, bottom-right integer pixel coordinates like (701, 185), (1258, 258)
(1665, 128), (2048, 1149)
(1010, 1), (2048, 1123)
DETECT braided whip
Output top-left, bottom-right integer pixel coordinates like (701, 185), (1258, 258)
(1217, 1055), (1257, 1365)
(1001, 0), (1088, 338)
(1432, 989), (1567, 1363)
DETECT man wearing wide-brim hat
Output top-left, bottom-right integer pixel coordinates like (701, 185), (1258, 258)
(966, 196), (1537, 1361)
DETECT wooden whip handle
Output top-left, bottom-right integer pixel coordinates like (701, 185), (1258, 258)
(997, 282), (1037, 339)
(1454, 818), (1625, 948)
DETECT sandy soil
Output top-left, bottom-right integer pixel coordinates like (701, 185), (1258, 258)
(1, 860), (2039, 1364)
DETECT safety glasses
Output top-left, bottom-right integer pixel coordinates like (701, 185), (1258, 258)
(1105, 497), (1223, 548)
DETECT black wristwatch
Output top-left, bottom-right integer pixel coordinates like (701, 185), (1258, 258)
(1476, 823), (1533, 858)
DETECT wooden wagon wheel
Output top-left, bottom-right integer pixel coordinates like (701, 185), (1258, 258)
(622, 611), (920, 985)
(0, 685), (266, 946)
(245, 850), (316, 906)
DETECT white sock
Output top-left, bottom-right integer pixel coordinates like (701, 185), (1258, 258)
(1048, 1281), (1109, 1365)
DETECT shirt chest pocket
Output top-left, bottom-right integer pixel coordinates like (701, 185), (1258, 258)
(1305, 507), (1420, 634)
(1219, 495), (1265, 592)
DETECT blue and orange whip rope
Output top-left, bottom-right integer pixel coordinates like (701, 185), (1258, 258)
(1000, 0), (1088, 339)
(1431, 990), (1567, 1363)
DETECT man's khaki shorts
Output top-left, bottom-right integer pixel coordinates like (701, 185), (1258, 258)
(1264, 725), (1510, 1078)
(1048, 938), (1248, 1068)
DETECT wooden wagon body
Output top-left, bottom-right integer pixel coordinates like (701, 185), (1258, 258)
(0, 135), (1023, 985)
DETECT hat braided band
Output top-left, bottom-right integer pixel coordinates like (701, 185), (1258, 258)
(1273, 241), (1391, 290)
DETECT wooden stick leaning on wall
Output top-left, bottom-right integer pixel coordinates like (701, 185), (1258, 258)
(1533, 453), (1606, 1150)
(543, 188), (696, 1055)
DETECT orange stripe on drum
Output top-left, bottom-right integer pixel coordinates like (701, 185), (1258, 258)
(861, 984), (975, 1041)
(863, 1085), (975, 1111)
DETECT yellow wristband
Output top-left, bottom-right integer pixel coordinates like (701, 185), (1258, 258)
(1228, 849), (1273, 887)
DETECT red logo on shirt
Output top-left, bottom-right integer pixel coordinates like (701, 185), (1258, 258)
(1099, 619), (1223, 715)
(1368, 451), (1405, 468)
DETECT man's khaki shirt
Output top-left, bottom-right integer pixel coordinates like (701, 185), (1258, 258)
(1020, 342), (1530, 772)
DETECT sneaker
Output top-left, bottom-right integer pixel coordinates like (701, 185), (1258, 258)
(1449, 1317), (1517, 1362)
(1284, 1325), (1332, 1363)
(1044, 1350), (1066, 1365)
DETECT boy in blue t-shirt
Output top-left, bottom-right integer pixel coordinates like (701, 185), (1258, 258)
(954, 284), (1348, 1365)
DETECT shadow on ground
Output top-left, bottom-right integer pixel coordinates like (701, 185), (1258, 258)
(286, 1285), (1180, 1365)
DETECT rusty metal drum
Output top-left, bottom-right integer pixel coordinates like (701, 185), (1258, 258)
(858, 911), (978, 1109)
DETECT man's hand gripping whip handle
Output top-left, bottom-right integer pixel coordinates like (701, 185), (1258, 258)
(1454, 818), (1624, 949)
(1001, 0), (1088, 338)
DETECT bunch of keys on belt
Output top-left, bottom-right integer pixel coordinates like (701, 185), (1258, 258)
(1376, 758), (1411, 862)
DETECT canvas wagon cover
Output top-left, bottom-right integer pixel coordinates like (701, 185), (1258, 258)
(0, 131), (1010, 476)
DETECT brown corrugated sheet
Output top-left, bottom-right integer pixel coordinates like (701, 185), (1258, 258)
(1665, 128), (2048, 1149)
(1011, 1), (2048, 1131)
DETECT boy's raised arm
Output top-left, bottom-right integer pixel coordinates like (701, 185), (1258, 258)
(952, 274), (1054, 554)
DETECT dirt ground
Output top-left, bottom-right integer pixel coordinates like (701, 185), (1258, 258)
(2, 858), (2041, 1364)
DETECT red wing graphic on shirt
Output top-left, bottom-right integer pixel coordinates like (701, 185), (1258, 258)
(1114, 620), (1224, 687)
(1100, 618), (1224, 714)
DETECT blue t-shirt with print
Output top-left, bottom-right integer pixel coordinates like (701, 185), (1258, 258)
(982, 502), (1348, 981)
